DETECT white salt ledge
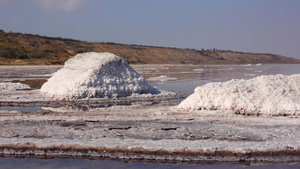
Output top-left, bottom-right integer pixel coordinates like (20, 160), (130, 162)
(178, 74), (300, 116)
(40, 52), (159, 100)
(0, 82), (31, 91)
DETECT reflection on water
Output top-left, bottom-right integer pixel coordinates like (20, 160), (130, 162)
(0, 106), (44, 113)
(136, 64), (300, 82)
(13, 79), (47, 89)
(145, 64), (300, 95)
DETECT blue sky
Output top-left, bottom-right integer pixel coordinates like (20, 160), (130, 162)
(1, 0), (300, 59)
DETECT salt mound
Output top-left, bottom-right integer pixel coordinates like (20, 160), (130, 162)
(40, 52), (159, 100)
(178, 74), (300, 116)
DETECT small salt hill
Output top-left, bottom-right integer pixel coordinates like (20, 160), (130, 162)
(40, 52), (159, 100)
(178, 74), (300, 116)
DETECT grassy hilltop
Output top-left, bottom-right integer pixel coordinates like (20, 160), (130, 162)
(0, 30), (299, 65)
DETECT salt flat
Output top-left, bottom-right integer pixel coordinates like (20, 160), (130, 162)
(1, 104), (300, 162)
(0, 63), (300, 163)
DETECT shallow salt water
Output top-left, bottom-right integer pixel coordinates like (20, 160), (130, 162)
(1, 64), (300, 168)
(1, 157), (300, 169)
(0, 106), (44, 113)
(12, 79), (47, 89)
(147, 64), (300, 95)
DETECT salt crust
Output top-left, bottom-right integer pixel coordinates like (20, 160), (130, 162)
(178, 74), (300, 116)
(147, 75), (177, 82)
(0, 82), (31, 91)
(1, 105), (300, 162)
(40, 52), (159, 100)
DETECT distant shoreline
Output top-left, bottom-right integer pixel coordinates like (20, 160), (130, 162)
(1, 31), (300, 65)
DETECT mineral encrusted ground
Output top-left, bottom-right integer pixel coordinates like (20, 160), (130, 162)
(1, 65), (300, 163)
(1, 104), (300, 162)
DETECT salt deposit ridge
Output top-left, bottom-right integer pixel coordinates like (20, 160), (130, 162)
(0, 82), (31, 91)
(178, 74), (300, 116)
(40, 52), (159, 100)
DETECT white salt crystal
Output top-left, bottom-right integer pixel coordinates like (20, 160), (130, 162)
(0, 82), (31, 91)
(178, 74), (300, 116)
(40, 52), (158, 100)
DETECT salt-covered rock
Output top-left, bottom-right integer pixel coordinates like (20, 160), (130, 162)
(40, 52), (159, 100)
(178, 74), (300, 116)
